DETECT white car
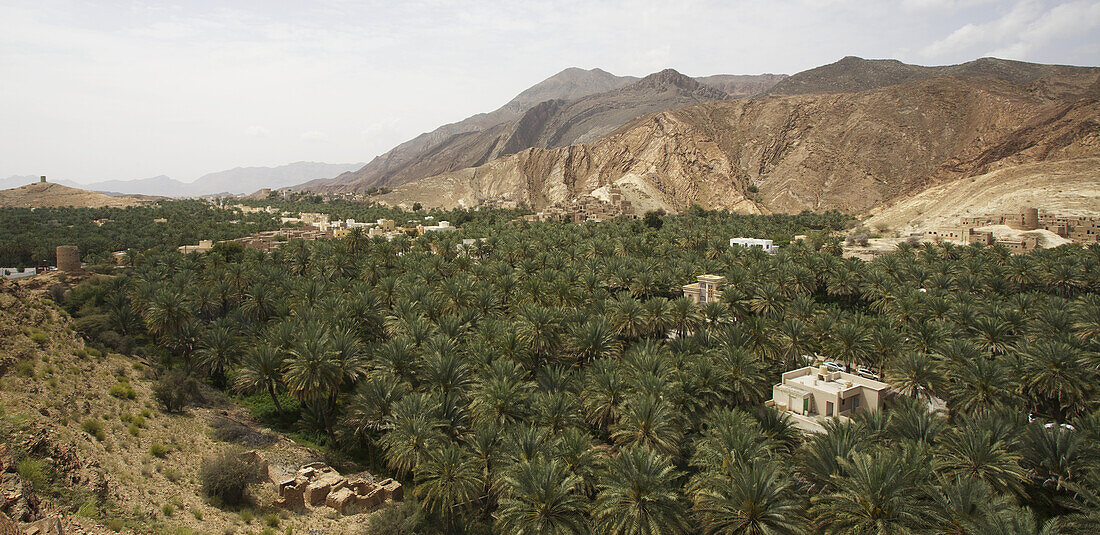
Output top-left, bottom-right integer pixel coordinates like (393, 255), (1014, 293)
(823, 361), (847, 373)
(856, 368), (880, 381)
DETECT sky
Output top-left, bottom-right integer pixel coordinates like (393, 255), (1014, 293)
(1, 0), (1098, 184)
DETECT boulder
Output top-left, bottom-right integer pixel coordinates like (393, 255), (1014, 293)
(20, 517), (62, 535)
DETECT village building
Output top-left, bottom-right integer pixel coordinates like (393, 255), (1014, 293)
(682, 274), (726, 305)
(177, 240), (214, 254)
(419, 221), (456, 233)
(730, 237), (777, 253)
(771, 365), (890, 426)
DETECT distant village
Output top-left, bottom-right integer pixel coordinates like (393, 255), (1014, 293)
(923, 207), (1100, 252)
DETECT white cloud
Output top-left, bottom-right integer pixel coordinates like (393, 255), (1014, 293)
(300, 131), (327, 142)
(245, 126), (272, 138)
(919, 0), (1100, 62)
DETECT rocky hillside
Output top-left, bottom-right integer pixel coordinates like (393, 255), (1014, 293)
(299, 68), (783, 192)
(766, 56), (1098, 97)
(0, 182), (155, 208)
(374, 70), (1100, 215)
(0, 275), (396, 533)
(696, 73), (788, 98)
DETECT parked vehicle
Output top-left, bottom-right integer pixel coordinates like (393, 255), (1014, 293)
(856, 368), (880, 381)
(823, 361), (847, 373)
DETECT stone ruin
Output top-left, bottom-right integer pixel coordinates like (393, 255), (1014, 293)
(276, 462), (402, 515)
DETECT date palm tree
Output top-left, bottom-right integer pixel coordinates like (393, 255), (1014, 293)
(195, 319), (241, 387)
(610, 396), (682, 457)
(592, 445), (688, 535)
(495, 458), (590, 535)
(283, 325), (343, 443)
(809, 450), (933, 534)
(235, 345), (286, 417)
(690, 461), (807, 535)
(415, 444), (483, 534)
(934, 415), (1026, 496)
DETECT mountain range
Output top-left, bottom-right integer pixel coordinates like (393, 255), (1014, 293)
(1, 162), (363, 198)
(298, 56), (1099, 225)
(296, 68), (787, 192)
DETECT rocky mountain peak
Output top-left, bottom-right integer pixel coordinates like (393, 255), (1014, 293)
(631, 68), (700, 91)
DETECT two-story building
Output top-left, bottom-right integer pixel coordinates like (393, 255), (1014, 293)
(772, 365), (890, 421)
(682, 274), (726, 305)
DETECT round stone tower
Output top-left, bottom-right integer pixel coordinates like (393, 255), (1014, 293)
(1021, 207), (1039, 230)
(56, 245), (82, 272)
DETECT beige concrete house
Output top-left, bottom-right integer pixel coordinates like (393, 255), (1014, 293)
(772, 365), (889, 420)
(682, 274), (726, 305)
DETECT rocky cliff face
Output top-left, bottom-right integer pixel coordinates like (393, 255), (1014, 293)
(301, 69), (782, 192)
(377, 72), (1100, 215)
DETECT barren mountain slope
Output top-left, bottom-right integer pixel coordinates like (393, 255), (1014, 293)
(695, 74), (788, 98)
(379, 75), (1095, 214)
(767, 56), (1099, 97)
(302, 69), (781, 192)
(864, 157), (1100, 234)
(0, 183), (153, 208)
(298, 68), (636, 191)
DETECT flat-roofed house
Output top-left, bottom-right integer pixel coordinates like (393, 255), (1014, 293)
(772, 365), (889, 421)
(730, 237), (777, 254)
(682, 274), (726, 305)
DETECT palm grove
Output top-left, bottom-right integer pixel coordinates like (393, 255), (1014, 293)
(63, 208), (1100, 534)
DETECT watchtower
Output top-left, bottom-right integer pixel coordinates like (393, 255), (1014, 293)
(56, 245), (82, 272)
(1021, 207), (1039, 230)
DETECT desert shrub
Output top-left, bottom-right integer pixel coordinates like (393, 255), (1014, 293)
(17, 458), (49, 489)
(265, 512), (279, 527)
(164, 468), (182, 483)
(76, 500), (100, 520)
(209, 417), (275, 447)
(109, 382), (136, 400)
(153, 369), (201, 413)
(161, 504), (175, 517)
(239, 509), (254, 523)
(127, 424), (140, 437)
(199, 449), (264, 507)
(149, 443), (168, 458)
(81, 418), (106, 441)
(192, 509), (203, 520)
(86, 347), (102, 358)
(28, 330), (49, 345)
(14, 361), (34, 378)
(131, 415), (145, 428)
(364, 497), (427, 534)
(107, 518), (123, 532)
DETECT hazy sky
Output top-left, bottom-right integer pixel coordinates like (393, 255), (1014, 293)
(2, 0), (1098, 184)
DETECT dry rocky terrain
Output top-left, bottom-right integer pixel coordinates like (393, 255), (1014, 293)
(0, 183), (153, 209)
(299, 69), (784, 193)
(372, 70), (1100, 215)
(0, 276), (395, 534)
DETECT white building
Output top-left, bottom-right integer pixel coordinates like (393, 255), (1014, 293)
(730, 237), (777, 254)
(420, 221), (456, 233)
(0, 268), (37, 280)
